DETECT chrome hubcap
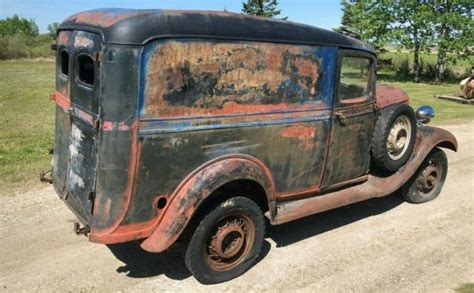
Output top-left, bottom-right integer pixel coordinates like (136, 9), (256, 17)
(387, 115), (412, 160)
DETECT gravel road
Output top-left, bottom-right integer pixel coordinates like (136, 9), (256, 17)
(1, 123), (473, 292)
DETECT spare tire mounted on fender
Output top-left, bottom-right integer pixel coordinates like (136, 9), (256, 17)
(371, 104), (417, 172)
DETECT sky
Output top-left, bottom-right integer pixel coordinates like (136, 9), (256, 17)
(0, 0), (343, 33)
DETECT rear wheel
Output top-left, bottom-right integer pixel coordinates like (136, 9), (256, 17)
(401, 148), (448, 204)
(184, 196), (265, 284)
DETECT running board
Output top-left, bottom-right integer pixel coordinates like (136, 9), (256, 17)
(272, 126), (457, 225)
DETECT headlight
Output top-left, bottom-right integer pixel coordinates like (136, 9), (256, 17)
(416, 105), (435, 124)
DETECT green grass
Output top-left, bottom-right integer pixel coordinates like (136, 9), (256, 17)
(455, 283), (474, 293)
(0, 59), (472, 194)
(0, 60), (55, 194)
(378, 70), (474, 123)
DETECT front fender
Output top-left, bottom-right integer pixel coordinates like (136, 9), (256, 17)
(140, 154), (275, 253)
(421, 125), (457, 152)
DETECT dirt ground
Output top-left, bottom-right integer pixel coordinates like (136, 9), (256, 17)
(1, 123), (473, 292)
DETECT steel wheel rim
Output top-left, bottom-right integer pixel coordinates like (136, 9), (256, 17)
(416, 158), (443, 198)
(204, 213), (256, 272)
(387, 115), (412, 160)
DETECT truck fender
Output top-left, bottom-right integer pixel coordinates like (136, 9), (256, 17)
(140, 154), (276, 253)
(375, 84), (410, 109)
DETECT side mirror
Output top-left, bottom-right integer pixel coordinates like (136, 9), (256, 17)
(416, 105), (435, 124)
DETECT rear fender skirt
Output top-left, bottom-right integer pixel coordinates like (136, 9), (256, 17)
(140, 154), (275, 253)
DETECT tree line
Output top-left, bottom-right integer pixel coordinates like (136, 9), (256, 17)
(2, 1), (471, 84)
(0, 15), (59, 59)
(335, 0), (473, 84)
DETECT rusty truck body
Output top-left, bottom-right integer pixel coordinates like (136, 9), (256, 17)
(48, 9), (457, 284)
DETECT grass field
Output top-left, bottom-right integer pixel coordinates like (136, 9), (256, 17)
(0, 60), (55, 194)
(0, 60), (473, 194)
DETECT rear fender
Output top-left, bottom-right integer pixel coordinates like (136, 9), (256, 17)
(140, 155), (275, 253)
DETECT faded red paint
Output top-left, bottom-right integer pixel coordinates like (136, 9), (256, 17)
(280, 124), (317, 150)
(375, 84), (409, 109)
(74, 108), (95, 126)
(57, 31), (71, 45)
(65, 11), (145, 28)
(102, 121), (114, 131)
(152, 102), (327, 118)
(101, 121), (131, 132)
(52, 91), (71, 111)
(145, 41), (322, 117)
(280, 125), (316, 139)
(340, 97), (369, 105)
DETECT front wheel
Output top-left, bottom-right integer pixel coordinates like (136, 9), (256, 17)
(401, 148), (448, 204)
(184, 196), (265, 284)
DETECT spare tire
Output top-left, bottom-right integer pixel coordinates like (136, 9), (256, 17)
(371, 104), (417, 172)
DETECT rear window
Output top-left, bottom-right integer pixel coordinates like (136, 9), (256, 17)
(77, 54), (95, 86)
(59, 49), (69, 77)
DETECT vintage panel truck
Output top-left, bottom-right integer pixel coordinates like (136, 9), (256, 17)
(45, 9), (457, 284)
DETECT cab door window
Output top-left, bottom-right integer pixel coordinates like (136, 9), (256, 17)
(338, 57), (372, 102)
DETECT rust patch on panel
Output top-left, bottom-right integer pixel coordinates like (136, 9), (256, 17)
(57, 31), (71, 45)
(74, 36), (94, 48)
(145, 41), (321, 117)
(65, 11), (144, 28)
(280, 124), (317, 150)
(375, 84), (409, 109)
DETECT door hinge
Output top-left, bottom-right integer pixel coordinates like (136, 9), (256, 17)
(94, 52), (103, 62)
(92, 117), (101, 131)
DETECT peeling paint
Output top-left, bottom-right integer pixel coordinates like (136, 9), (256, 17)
(74, 36), (94, 48)
(280, 124), (317, 150)
(67, 123), (86, 190)
(144, 41), (322, 117)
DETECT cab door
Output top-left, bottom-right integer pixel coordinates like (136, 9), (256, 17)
(321, 50), (376, 188)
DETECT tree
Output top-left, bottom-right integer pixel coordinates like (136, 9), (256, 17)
(47, 22), (60, 39)
(0, 15), (38, 37)
(242, 0), (287, 19)
(335, 1), (393, 53)
(433, 1), (473, 84)
(391, 1), (436, 82)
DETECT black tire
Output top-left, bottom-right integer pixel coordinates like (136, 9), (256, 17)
(401, 148), (448, 204)
(371, 104), (417, 172)
(184, 196), (265, 284)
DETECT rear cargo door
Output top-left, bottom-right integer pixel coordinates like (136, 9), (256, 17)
(64, 31), (102, 222)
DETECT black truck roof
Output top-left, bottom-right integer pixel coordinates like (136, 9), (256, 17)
(60, 8), (375, 54)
